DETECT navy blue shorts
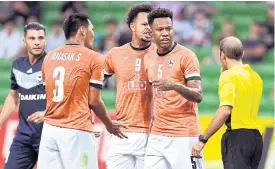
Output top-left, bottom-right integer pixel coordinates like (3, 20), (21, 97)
(4, 133), (40, 169)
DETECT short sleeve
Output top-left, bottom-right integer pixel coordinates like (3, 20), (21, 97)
(181, 50), (201, 81)
(104, 50), (114, 77)
(90, 55), (104, 89)
(10, 61), (19, 90)
(218, 73), (235, 107)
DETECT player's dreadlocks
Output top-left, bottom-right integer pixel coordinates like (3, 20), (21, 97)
(126, 3), (154, 28)
(148, 8), (173, 25)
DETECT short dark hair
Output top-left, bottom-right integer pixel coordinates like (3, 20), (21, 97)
(148, 8), (173, 25)
(220, 36), (243, 60)
(126, 3), (153, 28)
(62, 13), (90, 40)
(24, 22), (46, 36)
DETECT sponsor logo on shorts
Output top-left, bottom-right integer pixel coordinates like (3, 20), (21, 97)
(81, 153), (88, 167)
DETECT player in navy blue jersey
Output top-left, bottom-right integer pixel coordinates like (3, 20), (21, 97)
(0, 22), (47, 169)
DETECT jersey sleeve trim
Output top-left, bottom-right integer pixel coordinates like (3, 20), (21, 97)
(90, 79), (103, 89)
(11, 84), (19, 90)
(89, 83), (103, 89)
(103, 69), (113, 77)
(90, 79), (103, 85)
(219, 102), (234, 107)
(184, 73), (201, 81)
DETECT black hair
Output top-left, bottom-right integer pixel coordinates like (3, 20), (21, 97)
(220, 36), (243, 60)
(148, 8), (173, 25)
(24, 22), (46, 36)
(62, 13), (90, 40)
(126, 3), (154, 28)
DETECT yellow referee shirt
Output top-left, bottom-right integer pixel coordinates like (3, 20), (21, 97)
(218, 64), (263, 130)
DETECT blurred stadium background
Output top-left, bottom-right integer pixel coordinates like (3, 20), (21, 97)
(0, 1), (274, 169)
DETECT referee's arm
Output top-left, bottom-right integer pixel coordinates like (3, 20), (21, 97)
(192, 73), (235, 157)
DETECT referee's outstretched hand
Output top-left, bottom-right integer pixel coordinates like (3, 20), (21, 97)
(191, 141), (205, 158)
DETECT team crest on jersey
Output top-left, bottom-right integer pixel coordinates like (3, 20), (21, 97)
(168, 59), (174, 68)
(121, 56), (129, 60)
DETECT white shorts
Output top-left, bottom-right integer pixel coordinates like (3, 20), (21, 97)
(106, 132), (149, 169)
(144, 134), (205, 169)
(37, 123), (98, 169)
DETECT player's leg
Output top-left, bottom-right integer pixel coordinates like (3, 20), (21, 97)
(164, 136), (205, 169)
(221, 132), (232, 169)
(4, 137), (37, 169)
(107, 153), (135, 169)
(57, 127), (98, 169)
(221, 130), (252, 169)
(251, 130), (263, 169)
(144, 134), (171, 169)
(131, 133), (148, 169)
(107, 132), (148, 169)
(37, 123), (64, 169)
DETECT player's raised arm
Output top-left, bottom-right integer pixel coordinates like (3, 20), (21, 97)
(89, 55), (128, 139)
(0, 61), (19, 129)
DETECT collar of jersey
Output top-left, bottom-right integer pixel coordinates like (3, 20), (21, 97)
(157, 42), (177, 56)
(65, 43), (81, 46)
(129, 42), (151, 51)
(26, 51), (46, 65)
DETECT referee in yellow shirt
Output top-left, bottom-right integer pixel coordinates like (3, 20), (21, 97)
(192, 36), (263, 169)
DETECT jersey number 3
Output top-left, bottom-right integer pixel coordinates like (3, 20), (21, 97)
(53, 66), (65, 102)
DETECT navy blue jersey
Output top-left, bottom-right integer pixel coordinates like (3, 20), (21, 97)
(10, 53), (46, 139)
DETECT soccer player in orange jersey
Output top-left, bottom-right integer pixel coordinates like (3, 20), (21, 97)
(144, 8), (205, 169)
(104, 3), (155, 169)
(33, 14), (127, 169)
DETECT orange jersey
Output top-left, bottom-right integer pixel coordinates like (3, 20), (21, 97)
(104, 43), (155, 133)
(42, 44), (104, 132)
(144, 43), (202, 137)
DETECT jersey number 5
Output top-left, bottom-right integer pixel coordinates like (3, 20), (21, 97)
(53, 66), (65, 102)
(158, 64), (163, 78)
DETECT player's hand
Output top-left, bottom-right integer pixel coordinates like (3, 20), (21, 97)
(27, 111), (45, 124)
(151, 79), (175, 91)
(191, 142), (205, 158)
(106, 120), (129, 139)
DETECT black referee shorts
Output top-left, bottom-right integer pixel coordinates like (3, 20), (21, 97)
(221, 129), (263, 169)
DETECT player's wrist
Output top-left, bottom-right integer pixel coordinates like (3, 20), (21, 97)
(103, 118), (113, 128)
(199, 135), (208, 144)
(172, 82), (181, 91)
